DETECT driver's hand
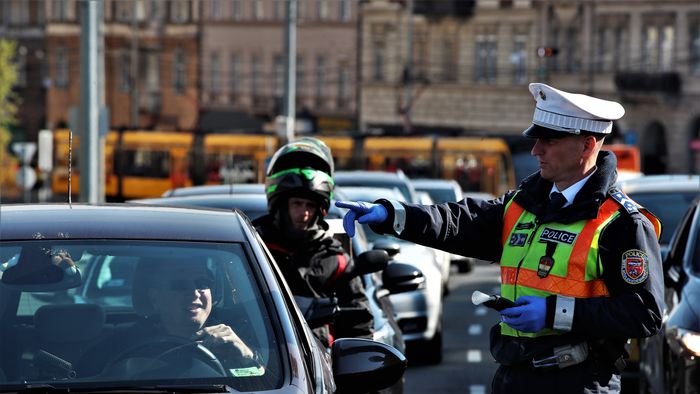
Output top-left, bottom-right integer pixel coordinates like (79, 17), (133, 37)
(52, 251), (78, 276)
(194, 324), (255, 361)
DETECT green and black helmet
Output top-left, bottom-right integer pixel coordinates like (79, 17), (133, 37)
(266, 137), (334, 177)
(265, 168), (335, 215)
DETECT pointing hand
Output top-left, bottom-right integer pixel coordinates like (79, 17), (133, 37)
(334, 201), (388, 237)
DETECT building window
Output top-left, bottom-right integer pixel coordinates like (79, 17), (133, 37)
(273, 0), (284, 20)
(315, 56), (325, 107)
(209, 52), (222, 93)
(56, 46), (69, 89)
(642, 26), (659, 71)
(173, 47), (186, 94)
(14, 46), (26, 87)
(613, 26), (627, 71)
(52, 0), (69, 21)
(660, 25), (674, 71)
(296, 55), (305, 96)
(251, 55), (261, 97)
(475, 35), (497, 83)
(170, 0), (190, 23)
(372, 40), (385, 81)
(337, 65), (349, 109)
(564, 27), (580, 73)
(9, 0), (29, 24)
(412, 30), (428, 81)
(441, 35), (458, 82)
(149, 0), (162, 20)
(317, 0), (328, 21)
(119, 51), (131, 92)
(690, 18), (700, 74)
(231, 0), (241, 20)
(210, 0), (222, 20)
(596, 28), (614, 72)
(115, 0), (131, 22)
(230, 54), (240, 93)
(252, 0), (263, 20)
(511, 36), (526, 84)
(273, 54), (284, 98)
(339, 0), (350, 22)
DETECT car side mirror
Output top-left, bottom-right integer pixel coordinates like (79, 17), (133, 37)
(352, 250), (389, 275)
(380, 262), (424, 295)
(372, 239), (401, 257)
(332, 338), (406, 394)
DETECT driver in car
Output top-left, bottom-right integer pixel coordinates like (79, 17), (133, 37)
(96, 257), (263, 378)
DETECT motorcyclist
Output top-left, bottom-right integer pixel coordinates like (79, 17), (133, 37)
(252, 138), (373, 347)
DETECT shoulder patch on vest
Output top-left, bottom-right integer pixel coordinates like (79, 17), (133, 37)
(621, 249), (649, 285)
(608, 188), (639, 214)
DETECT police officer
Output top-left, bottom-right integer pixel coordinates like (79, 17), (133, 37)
(337, 83), (663, 393)
(253, 138), (373, 347)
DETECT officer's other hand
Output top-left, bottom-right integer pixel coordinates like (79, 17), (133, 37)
(334, 201), (388, 237)
(499, 295), (546, 333)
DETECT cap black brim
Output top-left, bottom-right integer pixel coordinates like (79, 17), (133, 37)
(522, 124), (568, 139)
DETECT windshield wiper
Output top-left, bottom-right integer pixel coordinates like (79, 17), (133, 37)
(0, 383), (234, 393)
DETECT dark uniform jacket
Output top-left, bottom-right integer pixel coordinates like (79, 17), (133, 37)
(370, 151), (663, 369)
(253, 215), (374, 345)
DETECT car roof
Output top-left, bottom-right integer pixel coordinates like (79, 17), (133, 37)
(337, 186), (406, 202)
(335, 170), (409, 181)
(411, 178), (460, 189)
(162, 183), (265, 197)
(616, 174), (700, 194)
(0, 204), (251, 242)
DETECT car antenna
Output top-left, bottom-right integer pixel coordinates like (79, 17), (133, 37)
(68, 129), (73, 208)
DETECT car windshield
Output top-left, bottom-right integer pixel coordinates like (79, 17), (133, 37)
(0, 240), (283, 391)
(629, 191), (698, 244)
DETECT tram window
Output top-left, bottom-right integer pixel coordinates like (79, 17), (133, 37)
(383, 157), (431, 178)
(206, 154), (257, 184)
(122, 150), (170, 178)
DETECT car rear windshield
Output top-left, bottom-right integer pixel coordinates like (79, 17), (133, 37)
(0, 240), (283, 391)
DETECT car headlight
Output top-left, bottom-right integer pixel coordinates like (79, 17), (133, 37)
(678, 328), (700, 357)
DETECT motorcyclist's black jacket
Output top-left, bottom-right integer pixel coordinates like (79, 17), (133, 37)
(253, 214), (374, 344)
(369, 151), (663, 368)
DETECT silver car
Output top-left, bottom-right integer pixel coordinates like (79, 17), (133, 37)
(336, 186), (445, 364)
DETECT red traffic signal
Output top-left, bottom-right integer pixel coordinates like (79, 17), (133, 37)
(537, 47), (559, 57)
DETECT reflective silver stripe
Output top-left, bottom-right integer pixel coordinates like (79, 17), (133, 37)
(389, 200), (406, 235)
(533, 107), (612, 134)
(553, 295), (575, 331)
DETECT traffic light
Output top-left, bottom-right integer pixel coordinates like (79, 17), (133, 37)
(537, 47), (559, 57)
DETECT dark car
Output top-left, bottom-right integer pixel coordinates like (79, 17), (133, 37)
(0, 204), (406, 393)
(638, 197), (700, 394)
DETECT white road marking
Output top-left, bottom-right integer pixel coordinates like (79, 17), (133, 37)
(466, 350), (482, 363)
(474, 306), (488, 316)
(468, 324), (482, 335)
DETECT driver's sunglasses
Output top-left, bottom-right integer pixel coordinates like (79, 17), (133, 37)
(159, 277), (214, 292)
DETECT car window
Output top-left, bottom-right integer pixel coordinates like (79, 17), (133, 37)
(0, 240), (284, 390)
(628, 191), (698, 244)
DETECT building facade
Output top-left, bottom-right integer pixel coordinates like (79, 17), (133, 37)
(198, 0), (358, 133)
(360, 0), (700, 174)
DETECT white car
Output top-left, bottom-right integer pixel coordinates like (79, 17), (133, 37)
(337, 186), (445, 364)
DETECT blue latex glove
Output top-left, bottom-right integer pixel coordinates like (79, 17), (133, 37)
(499, 295), (547, 333)
(334, 201), (388, 237)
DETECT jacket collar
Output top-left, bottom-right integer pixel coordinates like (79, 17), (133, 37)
(514, 150), (618, 224)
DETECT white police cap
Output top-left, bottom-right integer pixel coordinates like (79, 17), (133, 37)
(523, 83), (625, 139)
